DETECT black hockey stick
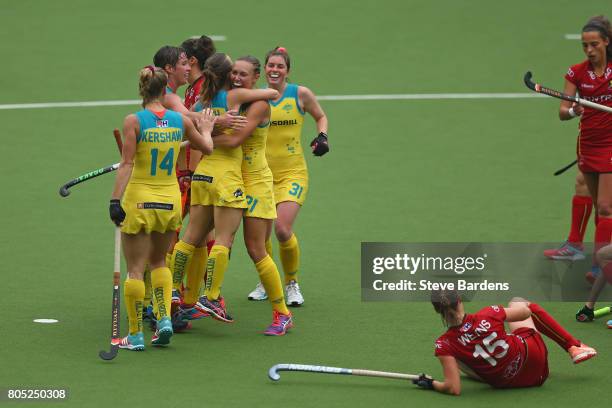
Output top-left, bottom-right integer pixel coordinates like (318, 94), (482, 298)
(99, 228), (121, 361)
(524, 71), (612, 113)
(554, 159), (578, 176)
(59, 163), (120, 197)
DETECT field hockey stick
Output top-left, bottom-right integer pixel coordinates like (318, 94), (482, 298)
(268, 364), (419, 382)
(594, 305), (612, 318)
(59, 141), (191, 197)
(59, 163), (120, 197)
(524, 71), (612, 114)
(99, 227), (121, 361)
(553, 159), (578, 176)
(113, 128), (123, 154)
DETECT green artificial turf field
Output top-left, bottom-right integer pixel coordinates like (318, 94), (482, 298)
(1, 0), (611, 407)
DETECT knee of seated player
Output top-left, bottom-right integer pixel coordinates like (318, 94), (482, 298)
(508, 297), (529, 308)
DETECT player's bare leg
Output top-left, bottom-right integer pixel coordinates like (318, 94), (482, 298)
(275, 201), (303, 305)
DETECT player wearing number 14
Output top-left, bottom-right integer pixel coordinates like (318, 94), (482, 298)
(420, 290), (597, 395)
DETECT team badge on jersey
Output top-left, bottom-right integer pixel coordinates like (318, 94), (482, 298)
(460, 322), (472, 332)
(156, 120), (168, 128)
(282, 103), (293, 113)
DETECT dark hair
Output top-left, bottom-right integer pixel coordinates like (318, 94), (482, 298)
(431, 289), (461, 327)
(582, 15), (612, 61)
(153, 45), (184, 69)
(200, 53), (232, 106)
(264, 46), (291, 71)
(181, 36), (216, 70)
(138, 65), (167, 107)
(236, 55), (261, 74)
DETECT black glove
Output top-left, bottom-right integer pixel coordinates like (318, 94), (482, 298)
(576, 305), (594, 322)
(310, 132), (329, 156)
(109, 199), (126, 226)
(412, 373), (434, 390)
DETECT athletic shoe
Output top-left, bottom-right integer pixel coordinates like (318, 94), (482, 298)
(177, 302), (210, 321)
(118, 332), (145, 351)
(151, 316), (173, 346)
(285, 280), (304, 306)
(585, 265), (601, 284)
(198, 295), (234, 323)
(247, 282), (268, 301)
(543, 241), (585, 261)
(568, 343), (597, 364)
(264, 311), (293, 336)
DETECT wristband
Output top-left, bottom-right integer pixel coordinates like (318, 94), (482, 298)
(568, 107), (577, 118)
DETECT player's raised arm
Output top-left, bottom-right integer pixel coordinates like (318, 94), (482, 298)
(227, 87), (279, 108)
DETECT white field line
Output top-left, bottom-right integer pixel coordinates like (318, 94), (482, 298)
(0, 93), (545, 111)
(191, 34), (226, 41)
(565, 34), (581, 40)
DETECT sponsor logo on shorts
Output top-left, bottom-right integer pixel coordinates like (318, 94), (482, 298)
(233, 188), (244, 198)
(137, 202), (174, 210)
(192, 174), (214, 183)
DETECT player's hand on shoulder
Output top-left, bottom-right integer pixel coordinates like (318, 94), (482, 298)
(216, 110), (248, 132)
(109, 199), (126, 226)
(412, 373), (435, 390)
(310, 132), (329, 156)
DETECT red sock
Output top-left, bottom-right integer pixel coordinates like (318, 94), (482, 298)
(529, 303), (580, 350)
(206, 239), (215, 255)
(568, 195), (592, 244)
(594, 217), (612, 252)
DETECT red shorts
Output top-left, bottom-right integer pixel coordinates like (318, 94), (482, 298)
(577, 145), (612, 173)
(506, 328), (549, 388)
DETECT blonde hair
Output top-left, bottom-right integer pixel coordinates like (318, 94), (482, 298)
(138, 65), (167, 107)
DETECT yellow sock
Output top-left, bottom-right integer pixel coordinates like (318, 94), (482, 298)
(170, 240), (195, 290)
(256, 255), (289, 315)
(279, 233), (300, 284)
(184, 246), (207, 305)
(265, 239), (273, 258)
(204, 245), (230, 300)
(124, 279), (145, 335)
(151, 267), (172, 319)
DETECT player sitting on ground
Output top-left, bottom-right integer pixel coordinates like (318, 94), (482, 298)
(412, 290), (597, 395)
